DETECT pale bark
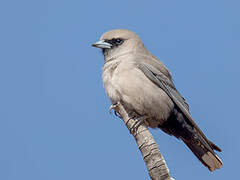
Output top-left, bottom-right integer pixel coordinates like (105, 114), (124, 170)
(113, 102), (175, 180)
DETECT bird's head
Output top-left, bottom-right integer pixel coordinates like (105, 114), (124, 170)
(92, 29), (148, 62)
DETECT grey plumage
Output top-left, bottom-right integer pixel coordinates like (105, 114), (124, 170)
(92, 29), (222, 171)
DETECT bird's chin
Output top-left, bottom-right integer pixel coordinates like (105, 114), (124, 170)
(102, 48), (109, 56)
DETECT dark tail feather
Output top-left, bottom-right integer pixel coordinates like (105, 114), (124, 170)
(183, 138), (222, 171)
(208, 140), (222, 152)
(159, 107), (222, 171)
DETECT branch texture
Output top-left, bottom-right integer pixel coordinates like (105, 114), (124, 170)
(114, 102), (174, 180)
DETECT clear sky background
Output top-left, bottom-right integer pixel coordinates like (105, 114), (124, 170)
(0, 0), (239, 179)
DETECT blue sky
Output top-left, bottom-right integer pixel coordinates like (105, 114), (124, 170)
(0, 0), (239, 179)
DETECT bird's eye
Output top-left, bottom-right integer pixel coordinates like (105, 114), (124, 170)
(115, 38), (123, 44)
(106, 38), (124, 47)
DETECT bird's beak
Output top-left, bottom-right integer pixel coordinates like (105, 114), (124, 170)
(92, 40), (112, 49)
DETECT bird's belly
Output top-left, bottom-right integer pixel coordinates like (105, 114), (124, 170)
(103, 82), (120, 104)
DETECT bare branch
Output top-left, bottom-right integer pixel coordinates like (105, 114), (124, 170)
(114, 102), (174, 180)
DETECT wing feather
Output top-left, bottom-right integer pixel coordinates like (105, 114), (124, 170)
(137, 62), (221, 152)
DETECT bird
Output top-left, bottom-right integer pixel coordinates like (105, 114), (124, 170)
(92, 29), (222, 171)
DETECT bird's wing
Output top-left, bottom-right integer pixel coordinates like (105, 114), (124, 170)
(136, 62), (214, 146)
(137, 62), (189, 111)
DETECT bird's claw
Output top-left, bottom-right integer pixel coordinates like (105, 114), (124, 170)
(109, 104), (116, 114)
(128, 116), (146, 135)
(109, 103), (121, 118)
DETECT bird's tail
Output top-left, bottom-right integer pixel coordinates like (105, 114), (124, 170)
(159, 107), (222, 171)
(182, 136), (222, 171)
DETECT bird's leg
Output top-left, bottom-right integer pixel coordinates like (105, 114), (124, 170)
(128, 116), (147, 135)
(109, 103), (121, 118)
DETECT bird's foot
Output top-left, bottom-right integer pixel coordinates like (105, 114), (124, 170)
(127, 116), (146, 135)
(109, 103), (121, 118)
